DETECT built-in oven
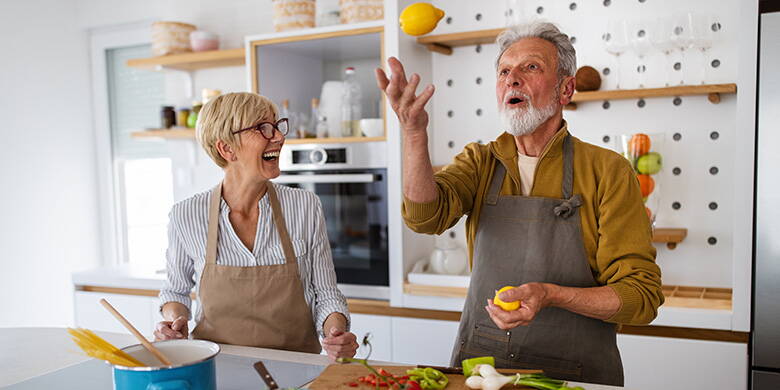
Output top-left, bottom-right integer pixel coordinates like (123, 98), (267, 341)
(275, 142), (389, 300)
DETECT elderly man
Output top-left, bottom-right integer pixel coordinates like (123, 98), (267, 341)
(375, 22), (663, 385)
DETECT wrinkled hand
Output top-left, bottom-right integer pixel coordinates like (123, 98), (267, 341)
(154, 316), (189, 341)
(485, 283), (552, 330)
(321, 327), (359, 361)
(375, 57), (435, 136)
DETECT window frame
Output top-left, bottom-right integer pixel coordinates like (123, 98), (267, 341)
(89, 22), (156, 266)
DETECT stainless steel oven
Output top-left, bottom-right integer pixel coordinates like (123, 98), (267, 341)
(275, 142), (389, 299)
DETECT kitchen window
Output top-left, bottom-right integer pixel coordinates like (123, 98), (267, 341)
(104, 43), (174, 267)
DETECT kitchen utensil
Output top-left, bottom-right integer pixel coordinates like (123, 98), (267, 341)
(308, 364), (543, 389)
(429, 238), (468, 275)
(151, 21), (196, 56)
(253, 361), (280, 389)
(190, 31), (219, 52)
(114, 339), (220, 390)
(359, 118), (384, 137)
(99, 298), (172, 366)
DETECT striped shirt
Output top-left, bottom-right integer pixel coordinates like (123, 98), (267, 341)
(159, 183), (350, 337)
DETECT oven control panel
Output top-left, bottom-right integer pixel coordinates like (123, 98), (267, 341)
(279, 142), (387, 171)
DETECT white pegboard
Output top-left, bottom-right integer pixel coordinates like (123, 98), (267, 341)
(421, 0), (745, 289)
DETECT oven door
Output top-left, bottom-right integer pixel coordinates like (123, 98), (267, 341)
(274, 169), (389, 297)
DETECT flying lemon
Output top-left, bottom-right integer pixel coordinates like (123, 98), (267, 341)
(493, 286), (521, 311)
(399, 3), (445, 36)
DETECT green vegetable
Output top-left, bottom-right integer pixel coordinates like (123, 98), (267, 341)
(406, 367), (449, 390)
(461, 356), (495, 377)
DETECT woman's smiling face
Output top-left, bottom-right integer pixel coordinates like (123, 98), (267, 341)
(231, 116), (286, 180)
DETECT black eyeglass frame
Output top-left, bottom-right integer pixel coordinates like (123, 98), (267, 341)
(231, 118), (289, 139)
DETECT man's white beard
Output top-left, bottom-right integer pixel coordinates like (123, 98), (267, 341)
(500, 97), (558, 137)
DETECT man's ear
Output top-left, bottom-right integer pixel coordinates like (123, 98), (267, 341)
(559, 76), (576, 105)
(216, 140), (236, 162)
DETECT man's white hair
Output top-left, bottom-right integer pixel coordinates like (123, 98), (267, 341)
(495, 21), (577, 80)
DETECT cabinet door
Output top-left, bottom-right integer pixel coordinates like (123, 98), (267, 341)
(391, 318), (460, 366)
(350, 314), (393, 362)
(74, 291), (157, 338)
(618, 334), (748, 390)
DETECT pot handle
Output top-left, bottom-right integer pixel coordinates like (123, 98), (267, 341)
(147, 380), (191, 390)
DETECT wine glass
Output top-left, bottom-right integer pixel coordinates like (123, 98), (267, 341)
(504, 0), (526, 26)
(688, 13), (722, 84)
(602, 20), (630, 89)
(630, 19), (653, 88)
(650, 18), (678, 87)
(670, 14), (693, 85)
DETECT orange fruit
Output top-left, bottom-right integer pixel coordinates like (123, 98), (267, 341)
(493, 286), (521, 311)
(637, 174), (655, 197)
(629, 133), (651, 157)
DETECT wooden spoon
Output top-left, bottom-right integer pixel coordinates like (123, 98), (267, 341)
(100, 298), (173, 366)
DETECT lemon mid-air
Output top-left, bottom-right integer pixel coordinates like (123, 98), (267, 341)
(399, 3), (445, 36)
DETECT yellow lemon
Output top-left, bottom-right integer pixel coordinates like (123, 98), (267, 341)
(493, 286), (521, 311)
(399, 3), (445, 36)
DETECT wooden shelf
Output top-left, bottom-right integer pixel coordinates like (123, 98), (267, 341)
(131, 128), (385, 144)
(285, 136), (386, 144)
(131, 128), (195, 139)
(653, 228), (687, 249)
(416, 28), (504, 55)
(126, 48), (245, 71)
(564, 83), (737, 110)
(405, 283), (732, 310)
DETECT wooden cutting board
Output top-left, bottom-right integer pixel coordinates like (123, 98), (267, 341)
(308, 364), (543, 390)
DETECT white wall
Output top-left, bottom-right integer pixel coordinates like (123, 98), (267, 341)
(0, 0), (100, 327)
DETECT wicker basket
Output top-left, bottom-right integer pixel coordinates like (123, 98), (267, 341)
(339, 0), (384, 24)
(272, 0), (316, 32)
(151, 21), (196, 56)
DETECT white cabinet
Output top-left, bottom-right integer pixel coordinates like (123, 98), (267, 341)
(391, 317), (460, 366)
(350, 313), (393, 362)
(618, 334), (748, 390)
(74, 291), (160, 339)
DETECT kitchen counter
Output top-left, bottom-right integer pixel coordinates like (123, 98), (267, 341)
(1, 327), (621, 390)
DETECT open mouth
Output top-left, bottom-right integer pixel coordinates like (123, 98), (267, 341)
(505, 94), (527, 107)
(261, 150), (280, 161)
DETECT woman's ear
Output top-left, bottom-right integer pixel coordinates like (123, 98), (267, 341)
(216, 140), (237, 162)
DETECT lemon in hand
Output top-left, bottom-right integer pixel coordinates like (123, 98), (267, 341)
(493, 286), (521, 311)
(399, 3), (445, 36)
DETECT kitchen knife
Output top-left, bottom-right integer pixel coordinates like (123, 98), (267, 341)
(253, 361), (279, 390)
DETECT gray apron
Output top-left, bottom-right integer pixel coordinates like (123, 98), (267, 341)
(450, 135), (624, 386)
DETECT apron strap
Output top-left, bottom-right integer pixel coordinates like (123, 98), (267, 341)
(485, 163), (506, 206)
(561, 134), (574, 200)
(266, 183), (298, 264)
(205, 183), (222, 265)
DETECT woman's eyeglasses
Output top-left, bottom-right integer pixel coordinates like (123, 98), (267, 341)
(232, 118), (289, 139)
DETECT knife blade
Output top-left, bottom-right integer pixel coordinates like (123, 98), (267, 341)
(253, 361), (279, 390)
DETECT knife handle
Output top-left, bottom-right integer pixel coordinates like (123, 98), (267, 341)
(253, 361), (279, 390)
(415, 364), (463, 375)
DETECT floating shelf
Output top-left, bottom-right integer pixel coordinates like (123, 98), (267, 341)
(126, 48), (245, 71)
(404, 283), (731, 310)
(131, 128), (385, 144)
(131, 128), (195, 139)
(416, 28), (504, 55)
(653, 228), (687, 249)
(564, 83), (737, 110)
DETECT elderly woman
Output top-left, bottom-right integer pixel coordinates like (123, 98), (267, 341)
(155, 92), (358, 359)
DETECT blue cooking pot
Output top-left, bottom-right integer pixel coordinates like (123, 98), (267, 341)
(112, 339), (220, 390)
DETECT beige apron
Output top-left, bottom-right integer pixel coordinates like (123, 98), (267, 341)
(191, 182), (322, 353)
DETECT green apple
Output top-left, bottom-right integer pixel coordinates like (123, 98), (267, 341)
(636, 152), (662, 174)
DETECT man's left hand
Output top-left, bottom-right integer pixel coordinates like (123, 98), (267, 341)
(321, 327), (359, 360)
(485, 282), (553, 330)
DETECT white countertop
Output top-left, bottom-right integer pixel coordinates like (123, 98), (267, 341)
(1, 327), (621, 390)
(73, 265), (735, 331)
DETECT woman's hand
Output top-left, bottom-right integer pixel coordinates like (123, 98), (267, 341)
(154, 315), (189, 341)
(321, 327), (359, 360)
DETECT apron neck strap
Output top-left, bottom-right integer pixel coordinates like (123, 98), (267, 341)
(206, 183), (222, 265)
(206, 182), (297, 265)
(561, 134), (574, 200)
(485, 134), (574, 204)
(266, 183), (298, 264)
(485, 163), (506, 205)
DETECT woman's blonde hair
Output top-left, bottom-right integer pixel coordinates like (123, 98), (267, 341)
(196, 92), (279, 168)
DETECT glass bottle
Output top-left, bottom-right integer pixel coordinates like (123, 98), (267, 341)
(308, 98), (322, 138)
(161, 106), (175, 129)
(187, 102), (202, 128)
(340, 67), (362, 137)
(280, 99), (295, 138)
